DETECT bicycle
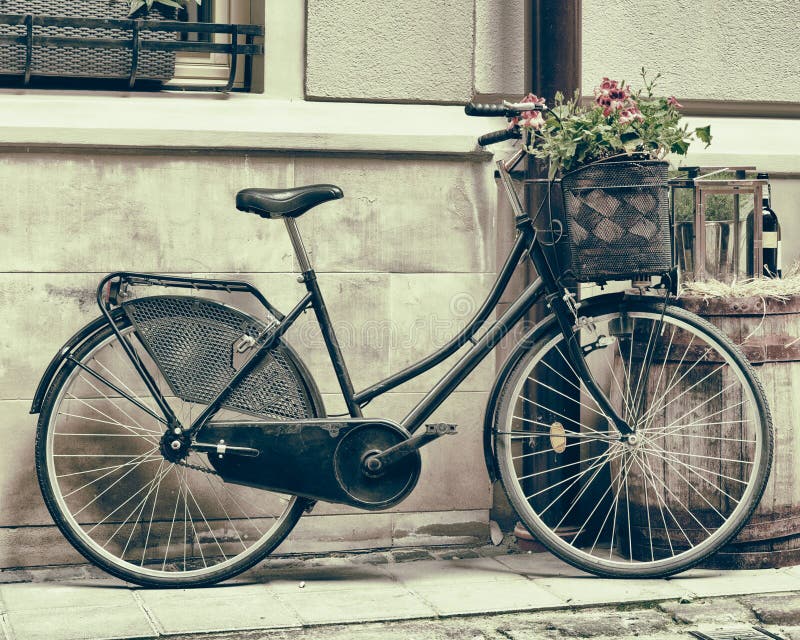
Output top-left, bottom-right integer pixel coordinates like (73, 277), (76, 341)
(32, 100), (773, 587)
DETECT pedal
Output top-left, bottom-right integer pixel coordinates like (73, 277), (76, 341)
(425, 423), (458, 435)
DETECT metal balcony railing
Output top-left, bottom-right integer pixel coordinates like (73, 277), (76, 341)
(0, 14), (263, 92)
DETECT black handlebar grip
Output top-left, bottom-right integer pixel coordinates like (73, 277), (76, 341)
(478, 129), (521, 146)
(465, 103), (510, 117)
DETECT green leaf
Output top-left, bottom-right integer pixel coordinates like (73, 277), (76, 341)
(694, 125), (712, 146)
(128, 0), (146, 14)
(670, 140), (690, 155)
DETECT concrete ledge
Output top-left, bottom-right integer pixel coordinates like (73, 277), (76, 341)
(683, 116), (800, 173)
(0, 92), (501, 156)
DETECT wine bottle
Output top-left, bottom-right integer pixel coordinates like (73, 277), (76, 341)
(757, 173), (782, 277)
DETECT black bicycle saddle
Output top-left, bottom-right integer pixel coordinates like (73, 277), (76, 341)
(236, 184), (343, 219)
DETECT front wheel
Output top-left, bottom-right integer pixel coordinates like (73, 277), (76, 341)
(493, 297), (773, 577)
(36, 311), (321, 588)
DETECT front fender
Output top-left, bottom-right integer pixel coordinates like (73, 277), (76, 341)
(30, 309), (125, 414)
(482, 291), (627, 481)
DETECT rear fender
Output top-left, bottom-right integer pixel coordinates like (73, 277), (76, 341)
(30, 308), (127, 414)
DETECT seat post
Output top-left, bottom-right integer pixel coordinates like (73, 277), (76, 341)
(284, 217), (313, 272)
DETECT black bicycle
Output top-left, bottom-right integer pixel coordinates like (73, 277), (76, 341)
(32, 101), (773, 587)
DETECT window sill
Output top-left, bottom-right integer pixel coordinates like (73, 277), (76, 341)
(0, 91), (495, 157)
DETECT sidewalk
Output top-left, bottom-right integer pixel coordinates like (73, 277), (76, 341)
(2, 546), (800, 640)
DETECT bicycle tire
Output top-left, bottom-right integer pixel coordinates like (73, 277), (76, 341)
(36, 309), (323, 587)
(492, 296), (773, 578)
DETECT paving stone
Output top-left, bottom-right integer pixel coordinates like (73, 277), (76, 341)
(669, 568), (800, 598)
(382, 557), (520, 587)
(658, 598), (757, 625)
(491, 550), (588, 578)
(409, 578), (564, 616)
(137, 585), (300, 634)
(274, 583), (437, 625)
(5, 604), (155, 640)
(530, 575), (687, 606)
(742, 593), (800, 625)
(264, 563), (395, 592)
(0, 582), (137, 611)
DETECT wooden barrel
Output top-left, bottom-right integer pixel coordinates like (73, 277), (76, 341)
(674, 295), (800, 568)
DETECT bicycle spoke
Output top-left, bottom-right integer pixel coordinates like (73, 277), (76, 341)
(636, 449), (696, 548)
(631, 452), (675, 557)
(115, 461), (170, 556)
(639, 347), (719, 430)
(56, 411), (160, 435)
(517, 450), (611, 482)
(141, 462), (171, 566)
(62, 447), (159, 499)
(163, 471), (183, 570)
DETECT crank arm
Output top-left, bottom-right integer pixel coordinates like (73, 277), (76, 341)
(364, 423), (457, 474)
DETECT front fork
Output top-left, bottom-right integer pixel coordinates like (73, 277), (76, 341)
(545, 288), (635, 438)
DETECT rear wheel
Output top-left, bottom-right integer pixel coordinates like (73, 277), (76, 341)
(36, 314), (319, 587)
(493, 298), (772, 577)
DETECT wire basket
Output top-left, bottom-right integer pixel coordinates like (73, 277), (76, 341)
(0, 0), (176, 80)
(558, 159), (672, 282)
(123, 296), (314, 420)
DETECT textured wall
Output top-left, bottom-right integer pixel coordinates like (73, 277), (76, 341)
(0, 150), (498, 568)
(306, 0), (474, 102)
(474, 0), (526, 96)
(306, 0), (526, 102)
(583, 0), (800, 102)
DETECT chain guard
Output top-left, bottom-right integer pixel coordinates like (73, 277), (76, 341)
(203, 418), (420, 511)
(333, 423), (420, 508)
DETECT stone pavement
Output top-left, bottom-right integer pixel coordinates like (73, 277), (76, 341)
(3, 547), (800, 640)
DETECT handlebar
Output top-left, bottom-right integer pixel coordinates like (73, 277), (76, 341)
(465, 103), (513, 117)
(465, 100), (546, 146)
(464, 101), (546, 118)
(478, 129), (521, 146)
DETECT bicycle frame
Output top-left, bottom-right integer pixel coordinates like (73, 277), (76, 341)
(90, 148), (633, 444)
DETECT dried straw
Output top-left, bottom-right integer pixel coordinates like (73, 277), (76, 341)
(680, 262), (800, 301)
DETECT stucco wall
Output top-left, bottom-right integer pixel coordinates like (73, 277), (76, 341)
(583, 0), (800, 103)
(305, 0), (526, 102)
(0, 148), (499, 569)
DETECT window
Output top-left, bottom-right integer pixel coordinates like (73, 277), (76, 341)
(170, 0), (253, 89)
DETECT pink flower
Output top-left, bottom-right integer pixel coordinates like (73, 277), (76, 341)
(594, 77), (632, 113)
(519, 111), (545, 130)
(619, 106), (644, 124)
(667, 96), (683, 109)
(599, 77), (617, 91)
(521, 92), (546, 106)
(609, 87), (630, 101)
(509, 93), (546, 130)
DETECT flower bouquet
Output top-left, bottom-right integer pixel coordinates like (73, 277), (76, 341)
(515, 70), (711, 179)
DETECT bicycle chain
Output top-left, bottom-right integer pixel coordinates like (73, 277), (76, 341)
(175, 457), (221, 476)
